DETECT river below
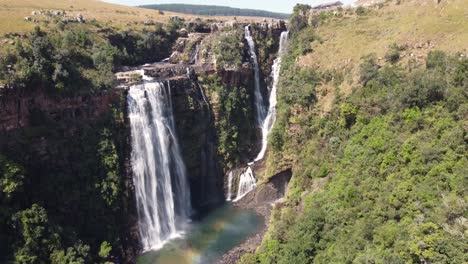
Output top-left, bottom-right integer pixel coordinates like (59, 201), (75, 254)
(137, 204), (263, 264)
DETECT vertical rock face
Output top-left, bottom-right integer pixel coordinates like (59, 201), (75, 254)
(0, 89), (119, 132)
(124, 21), (287, 212)
(168, 78), (225, 211)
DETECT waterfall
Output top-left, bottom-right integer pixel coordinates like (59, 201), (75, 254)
(226, 171), (233, 201)
(128, 79), (191, 251)
(233, 167), (257, 202)
(254, 31), (289, 162)
(245, 25), (266, 125)
(191, 43), (200, 65)
(230, 31), (289, 202)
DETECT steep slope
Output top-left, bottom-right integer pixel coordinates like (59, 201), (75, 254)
(240, 0), (467, 263)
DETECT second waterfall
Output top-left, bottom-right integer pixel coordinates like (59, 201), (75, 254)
(128, 80), (191, 251)
(228, 28), (289, 201)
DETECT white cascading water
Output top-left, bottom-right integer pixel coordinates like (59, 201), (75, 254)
(245, 25), (266, 125)
(226, 171), (233, 201)
(233, 167), (257, 202)
(254, 31), (289, 162)
(230, 30), (289, 202)
(128, 78), (191, 251)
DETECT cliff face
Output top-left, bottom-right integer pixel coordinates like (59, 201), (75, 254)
(116, 21), (286, 211)
(167, 78), (225, 210)
(0, 87), (139, 262)
(0, 89), (119, 132)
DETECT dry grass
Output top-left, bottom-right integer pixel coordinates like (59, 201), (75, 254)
(297, 0), (468, 116)
(0, 0), (276, 35)
(299, 0), (468, 70)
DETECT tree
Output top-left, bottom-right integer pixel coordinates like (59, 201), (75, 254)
(12, 204), (61, 263)
(290, 4), (311, 34)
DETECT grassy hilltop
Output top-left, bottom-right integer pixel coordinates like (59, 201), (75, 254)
(0, 0), (275, 36)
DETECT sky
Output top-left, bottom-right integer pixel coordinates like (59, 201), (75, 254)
(102, 0), (355, 14)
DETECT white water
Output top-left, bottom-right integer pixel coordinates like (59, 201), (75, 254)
(233, 167), (257, 202)
(231, 30), (289, 202)
(191, 44), (200, 65)
(254, 31), (289, 162)
(226, 171), (233, 201)
(245, 25), (266, 125)
(128, 80), (191, 251)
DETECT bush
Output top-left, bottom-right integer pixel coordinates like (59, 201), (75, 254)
(426, 50), (447, 70)
(385, 43), (401, 64)
(401, 70), (446, 108)
(356, 6), (366, 16)
(214, 30), (244, 69)
(452, 56), (467, 87)
(359, 54), (380, 85)
(340, 103), (358, 128)
(290, 27), (318, 56)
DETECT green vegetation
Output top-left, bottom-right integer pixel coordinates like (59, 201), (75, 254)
(0, 20), (179, 94)
(212, 27), (245, 69)
(0, 96), (131, 263)
(241, 4), (468, 263)
(200, 75), (256, 168)
(140, 4), (289, 19)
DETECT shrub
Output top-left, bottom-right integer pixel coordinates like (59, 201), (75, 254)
(426, 50), (447, 70)
(340, 103), (358, 128)
(401, 70), (446, 108)
(359, 54), (380, 85)
(356, 6), (366, 16)
(385, 43), (401, 64)
(452, 56), (467, 87)
(214, 31), (243, 68)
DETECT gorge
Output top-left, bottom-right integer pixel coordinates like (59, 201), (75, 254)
(108, 19), (289, 262)
(1, 1), (466, 263)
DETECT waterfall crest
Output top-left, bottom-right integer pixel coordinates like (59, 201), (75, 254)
(230, 30), (289, 201)
(128, 80), (191, 251)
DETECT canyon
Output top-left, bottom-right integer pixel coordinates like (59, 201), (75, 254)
(0, 19), (289, 263)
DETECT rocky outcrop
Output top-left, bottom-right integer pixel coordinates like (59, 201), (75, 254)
(0, 88), (119, 132)
(235, 168), (292, 209)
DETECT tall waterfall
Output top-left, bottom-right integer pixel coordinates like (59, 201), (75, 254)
(254, 31), (289, 162)
(231, 31), (289, 201)
(245, 25), (266, 125)
(128, 80), (191, 251)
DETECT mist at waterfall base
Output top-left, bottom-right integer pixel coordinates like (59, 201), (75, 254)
(137, 204), (262, 264)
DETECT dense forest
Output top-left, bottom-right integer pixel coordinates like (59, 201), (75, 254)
(140, 4), (290, 19)
(240, 3), (468, 264)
